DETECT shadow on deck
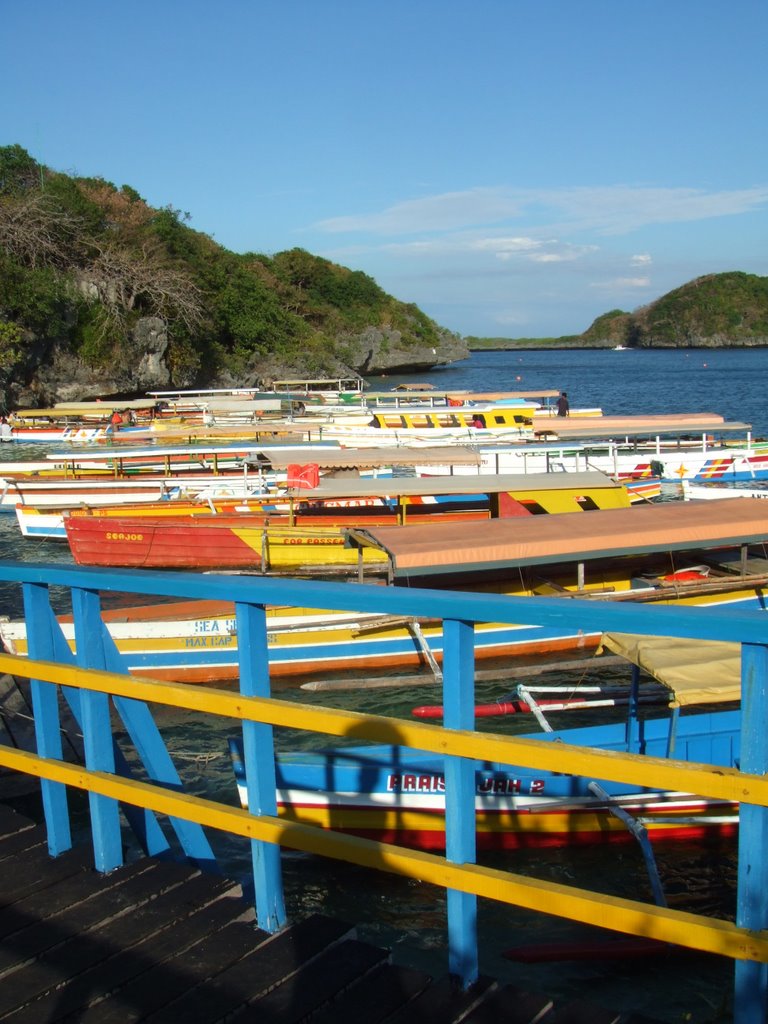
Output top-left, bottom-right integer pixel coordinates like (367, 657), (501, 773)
(0, 800), (668, 1024)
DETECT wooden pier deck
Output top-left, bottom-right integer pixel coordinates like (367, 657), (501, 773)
(0, 802), (666, 1023)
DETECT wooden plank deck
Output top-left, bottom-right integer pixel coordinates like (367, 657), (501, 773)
(0, 803), (665, 1023)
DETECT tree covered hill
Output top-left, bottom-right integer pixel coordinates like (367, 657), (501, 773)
(468, 272), (768, 350)
(578, 272), (768, 347)
(0, 145), (466, 406)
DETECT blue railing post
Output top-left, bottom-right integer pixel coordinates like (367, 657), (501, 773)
(236, 601), (286, 932)
(31, 603), (214, 865)
(734, 641), (768, 1024)
(442, 616), (479, 988)
(95, 639), (217, 867)
(72, 587), (123, 872)
(21, 582), (71, 856)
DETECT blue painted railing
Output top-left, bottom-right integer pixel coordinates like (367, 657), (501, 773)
(0, 559), (766, 1023)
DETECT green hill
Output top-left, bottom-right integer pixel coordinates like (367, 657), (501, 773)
(0, 145), (466, 407)
(626, 272), (768, 346)
(468, 273), (768, 350)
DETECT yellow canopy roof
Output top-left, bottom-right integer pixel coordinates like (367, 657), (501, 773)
(599, 632), (740, 707)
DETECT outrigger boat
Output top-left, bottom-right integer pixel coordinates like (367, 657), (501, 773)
(265, 377), (367, 401)
(11, 452), (659, 539)
(2, 496), (768, 684)
(457, 421), (767, 484)
(0, 441), (341, 482)
(681, 480), (768, 501)
(5, 399), (161, 443)
(285, 411), (761, 461)
(56, 471), (633, 571)
(364, 389), (601, 418)
(228, 631), (742, 850)
(1, 443), (483, 515)
(0, 473), (282, 512)
(11, 445), (489, 534)
(5, 392), (325, 443)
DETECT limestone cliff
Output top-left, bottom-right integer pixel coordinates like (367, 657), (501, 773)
(6, 318), (469, 408)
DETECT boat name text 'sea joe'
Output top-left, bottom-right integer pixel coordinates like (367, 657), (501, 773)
(193, 618), (236, 634)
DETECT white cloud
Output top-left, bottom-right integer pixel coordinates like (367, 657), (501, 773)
(307, 183), (767, 337)
(530, 246), (598, 263)
(315, 188), (522, 235)
(378, 235), (599, 265)
(590, 277), (651, 289)
(313, 184), (768, 239)
(470, 236), (544, 256)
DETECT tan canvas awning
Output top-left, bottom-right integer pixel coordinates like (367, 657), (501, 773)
(287, 469), (621, 500)
(246, 446), (483, 471)
(348, 496), (768, 577)
(599, 632), (740, 706)
(531, 414), (752, 438)
(367, 389), (561, 400)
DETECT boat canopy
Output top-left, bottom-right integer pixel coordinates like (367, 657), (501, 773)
(50, 399), (161, 413)
(270, 378), (365, 392)
(460, 390), (561, 401)
(244, 446), (483, 471)
(532, 414), (753, 438)
(600, 632), (740, 707)
(380, 387), (560, 399)
(42, 442), (342, 464)
(13, 402), (155, 419)
(479, 442), (587, 454)
(286, 469), (621, 500)
(347, 496), (768, 578)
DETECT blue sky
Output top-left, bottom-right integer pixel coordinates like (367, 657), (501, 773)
(2, 1), (767, 338)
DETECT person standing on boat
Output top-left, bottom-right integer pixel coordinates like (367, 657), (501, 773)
(556, 391), (570, 417)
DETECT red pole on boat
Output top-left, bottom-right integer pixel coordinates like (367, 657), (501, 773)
(412, 697), (590, 718)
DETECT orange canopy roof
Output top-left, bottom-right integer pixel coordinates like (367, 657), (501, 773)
(348, 496), (768, 578)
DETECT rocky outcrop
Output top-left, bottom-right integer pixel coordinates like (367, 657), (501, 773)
(340, 326), (469, 374)
(5, 318), (469, 406)
(129, 318), (172, 388)
(636, 335), (768, 348)
(8, 317), (172, 407)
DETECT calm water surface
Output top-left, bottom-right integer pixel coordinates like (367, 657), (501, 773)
(1, 348), (757, 1022)
(369, 346), (768, 437)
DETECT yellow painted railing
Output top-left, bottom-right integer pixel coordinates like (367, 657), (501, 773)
(0, 651), (765, 965)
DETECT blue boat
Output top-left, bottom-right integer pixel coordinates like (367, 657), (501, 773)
(230, 632), (741, 850)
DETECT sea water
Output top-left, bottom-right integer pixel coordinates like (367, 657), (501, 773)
(368, 346), (768, 438)
(0, 346), (758, 1022)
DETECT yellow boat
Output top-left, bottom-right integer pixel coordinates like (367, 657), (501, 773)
(17, 471), (633, 549)
(61, 470), (633, 573)
(4, 497), (768, 685)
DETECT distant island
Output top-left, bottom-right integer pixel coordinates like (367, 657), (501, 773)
(467, 271), (768, 350)
(1, 144), (767, 408)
